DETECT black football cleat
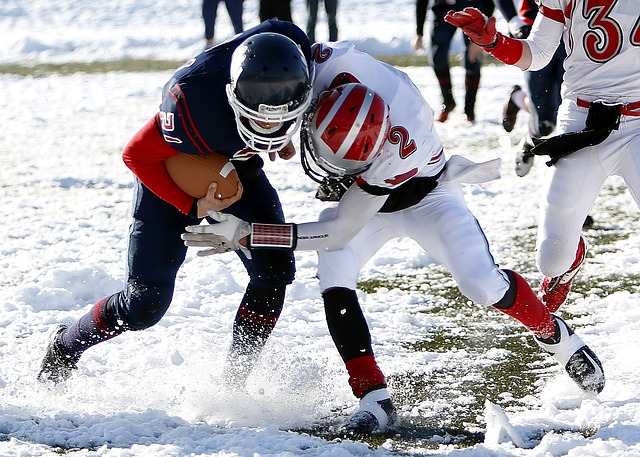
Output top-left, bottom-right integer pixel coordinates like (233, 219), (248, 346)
(502, 85), (521, 132)
(37, 325), (77, 384)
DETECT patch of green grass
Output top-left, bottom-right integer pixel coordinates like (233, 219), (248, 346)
(0, 59), (184, 76)
(350, 254), (623, 450)
(355, 268), (549, 447)
(0, 54), (503, 76)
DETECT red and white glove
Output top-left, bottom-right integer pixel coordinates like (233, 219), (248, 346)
(445, 7), (524, 65)
(444, 7), (497, 47)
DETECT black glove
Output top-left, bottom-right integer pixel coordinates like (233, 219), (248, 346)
(531, 101), (622, 166)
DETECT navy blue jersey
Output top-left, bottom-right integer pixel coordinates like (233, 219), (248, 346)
(158, 20), (311, 159)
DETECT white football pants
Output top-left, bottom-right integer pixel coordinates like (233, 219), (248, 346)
(317, 181), (511, 306)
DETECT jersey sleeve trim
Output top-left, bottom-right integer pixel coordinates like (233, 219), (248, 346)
(168, 84), (213, 154)
(539, 5), (565, 24)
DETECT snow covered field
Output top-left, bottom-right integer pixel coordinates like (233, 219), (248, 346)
(2, 1), (640, 456)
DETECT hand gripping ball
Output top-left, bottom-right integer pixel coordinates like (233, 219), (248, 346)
(164, 152), (240, 199)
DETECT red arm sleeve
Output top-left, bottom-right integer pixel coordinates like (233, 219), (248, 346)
(122, 115), (196, 215)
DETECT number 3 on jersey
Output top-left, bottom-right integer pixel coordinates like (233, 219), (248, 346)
(582, 0), (640, 62)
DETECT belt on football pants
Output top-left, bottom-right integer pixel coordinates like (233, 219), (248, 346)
(577, 98), (640, 116)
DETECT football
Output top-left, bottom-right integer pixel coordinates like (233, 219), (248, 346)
(164, 152), (240, 199)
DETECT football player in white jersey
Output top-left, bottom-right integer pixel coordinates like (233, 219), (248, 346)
(182, 42), (605, 433)
(445, 2), (640, 312)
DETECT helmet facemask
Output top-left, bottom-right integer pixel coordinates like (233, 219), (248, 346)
(227, 33), (313, 153)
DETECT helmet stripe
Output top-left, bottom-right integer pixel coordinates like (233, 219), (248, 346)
(339, 88), (375, 160)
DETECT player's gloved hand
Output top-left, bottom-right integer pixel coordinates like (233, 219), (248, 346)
(507, 17), (531, 39)
(444, 7), (498, 47)
(182, 211), (251, 257)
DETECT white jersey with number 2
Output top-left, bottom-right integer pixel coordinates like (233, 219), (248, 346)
(310, 41), (446, 190)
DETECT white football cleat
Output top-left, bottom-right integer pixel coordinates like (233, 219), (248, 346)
(515, 138), (535, 177)
(340, 388), (399, 434)
(535, 315), (605, 394)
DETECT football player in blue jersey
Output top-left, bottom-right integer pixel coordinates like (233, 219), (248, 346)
(38, 20), (313, 387)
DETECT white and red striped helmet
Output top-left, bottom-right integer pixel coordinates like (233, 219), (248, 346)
(301, 83), (390, 179)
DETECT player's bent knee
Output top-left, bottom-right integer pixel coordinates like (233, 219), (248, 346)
(536, 237), (576, 277)
(119, 284), (173, 330)
(457, 277), (506, 306)
(123, 302), (169, 330)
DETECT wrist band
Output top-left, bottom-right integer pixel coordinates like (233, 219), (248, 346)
(484, 33), (524, 65)
(250, 223), (297, 249)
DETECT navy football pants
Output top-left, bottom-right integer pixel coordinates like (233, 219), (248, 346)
(117, 173), (295, 329)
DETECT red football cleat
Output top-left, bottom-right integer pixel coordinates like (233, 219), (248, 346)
(539, 236), (588, 312)
(436, 101), (456, 123)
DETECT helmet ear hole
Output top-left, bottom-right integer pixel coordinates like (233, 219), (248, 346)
(301, 83), (390, 178)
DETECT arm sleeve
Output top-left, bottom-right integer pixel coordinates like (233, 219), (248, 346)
(295, 185), (387, 251)
(416, 0), (428, 36)
(122, 115), (196, 215)
(524, 7), (565, 71)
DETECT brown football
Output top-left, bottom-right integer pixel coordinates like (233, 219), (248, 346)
(164, 152), (240, 199)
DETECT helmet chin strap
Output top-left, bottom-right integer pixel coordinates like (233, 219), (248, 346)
(248, 118), (283, 134)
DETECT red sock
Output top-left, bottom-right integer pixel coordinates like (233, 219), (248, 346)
(494, 271), (555, 338)
(345, 355), (387, 398)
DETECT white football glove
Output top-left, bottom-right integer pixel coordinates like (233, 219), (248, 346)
(182, 211), (251, 257)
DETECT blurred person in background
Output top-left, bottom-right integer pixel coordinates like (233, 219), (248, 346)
(306, 0), (338, 43)
(494, 0), (565, 178)
(412, 0), (495, 124)
(202, 0), (244, 48)
(260, 0), (293, 23)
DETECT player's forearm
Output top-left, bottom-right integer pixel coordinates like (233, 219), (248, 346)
(126, 161), (195, 215)
(295, 187), (385, 251)
(416, 0), (428, 35)
(122, 116), (195, 215)
(248, 187), (386, 252)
